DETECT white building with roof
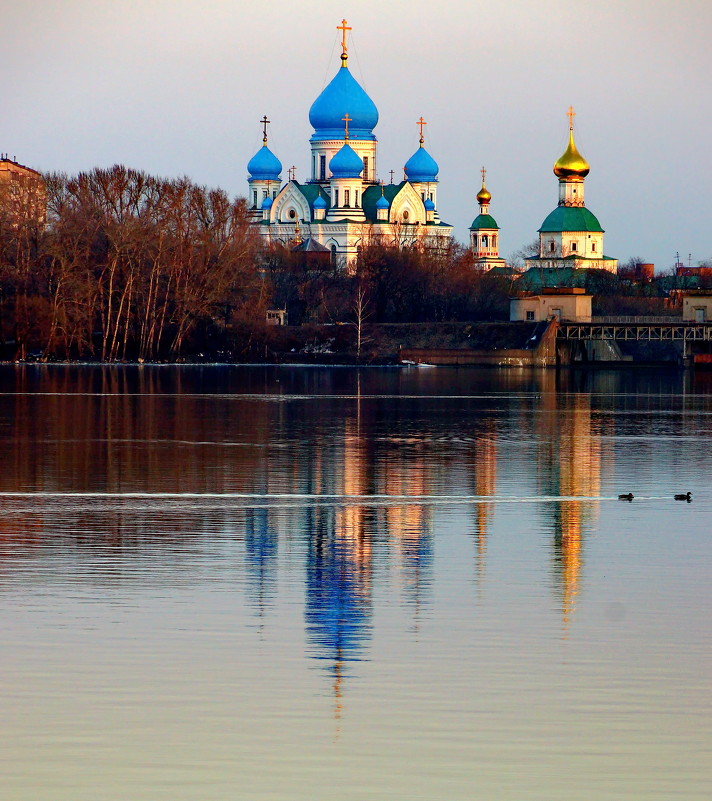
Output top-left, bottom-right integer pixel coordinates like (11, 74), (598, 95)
(526, 109), (617, 273)
(246, 20), (453, 267)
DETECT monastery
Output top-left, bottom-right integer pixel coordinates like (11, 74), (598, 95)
(246, 20), (453, 265)
(247, 21), (616, 273)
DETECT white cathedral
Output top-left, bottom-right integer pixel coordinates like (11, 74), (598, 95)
(246, 20), (453, 264)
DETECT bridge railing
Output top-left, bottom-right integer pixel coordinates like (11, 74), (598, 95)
(590, 316), (683, 324)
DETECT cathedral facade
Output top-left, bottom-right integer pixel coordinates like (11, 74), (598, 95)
(247, 21), (453, 265)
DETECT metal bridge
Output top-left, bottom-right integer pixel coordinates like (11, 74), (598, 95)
(557, 317), (712, 342)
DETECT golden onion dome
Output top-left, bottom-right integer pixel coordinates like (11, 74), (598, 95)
(476, 183), (491, 204)
(554, 127), (590, 179)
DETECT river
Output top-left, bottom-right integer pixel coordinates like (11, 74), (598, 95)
(0, 364), (710, 800)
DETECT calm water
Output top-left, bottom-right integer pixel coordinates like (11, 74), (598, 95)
(0, 364), (710, 800)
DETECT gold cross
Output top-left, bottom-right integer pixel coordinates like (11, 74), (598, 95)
(417, 116), (427, 144)
(481, 166), (487, 184)
(261, 115), (270, 144)
(567, 105), (576, 130)
(342, 112), (352, 140)
(338, 19), (352, 56)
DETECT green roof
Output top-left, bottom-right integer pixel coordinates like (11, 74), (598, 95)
(517, 267), (616, 291)
(469, 213), (499, 230)
(295, 182), (330, 211)
(538, 206), (603, 233)
(361, 182), (405, 222)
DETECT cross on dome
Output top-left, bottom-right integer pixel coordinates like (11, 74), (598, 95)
(481, 166), (487, 184)
(342, 112), (352, 140)
(338, 19), (352, 62)
(417, 116), (427, 145)
(261, 115), (270, 144)
(567, 105), (576, 131)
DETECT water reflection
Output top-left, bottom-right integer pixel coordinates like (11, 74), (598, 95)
(538, 390), (605, 631)
(244, 508), (278, 618)
(1, 366), (711, 714)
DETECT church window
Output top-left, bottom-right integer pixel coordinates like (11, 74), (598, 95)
(288, 209), (296, 219)
(492, 235), (497, 248)
(363, 156), (369, 181)
(403, 209), (409, 221)
(320, 155), (326, 181)
(526, 310), (535, 321)
(334, 188), (339, 207)
(263, 189), (268, 199)
(591, 242), (596, 252)
(421, 192), (425, 201)
(482, 234), (488, 247)
(571, 241), (577, 252)
(355, 190), (359, 208)
(344, 189), (350, 207)
(429, 192), (433, 201)
(273, 190), (277, 199)
(330, 244), (337, 266)
(549, 241), (555, 253)
(253, 190), (257, 208)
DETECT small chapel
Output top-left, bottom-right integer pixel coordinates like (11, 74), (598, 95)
(526, 108), (617, 273)
(246, 20), (453, 265)
(469, 168), (506, 270)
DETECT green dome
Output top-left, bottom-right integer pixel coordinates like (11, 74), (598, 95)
(469, 213), (499, 230)
(538, 206), (603, 233)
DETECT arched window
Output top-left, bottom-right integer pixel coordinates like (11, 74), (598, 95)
(330, 244), (337, 267)
(492, 235), (497, 248)
(549, 240), (555, 253)
(403, 209), (410, 221)
(288, 208), (296, 219)
(482, 234), (488, 247)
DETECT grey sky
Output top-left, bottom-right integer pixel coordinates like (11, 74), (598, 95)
(3, 0), (711, 269)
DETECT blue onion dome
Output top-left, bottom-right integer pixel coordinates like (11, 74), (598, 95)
(309, 65), (379, 141)
(424, 197), (435, 211)
(313, 194), (327, 209)
(261, 195), (273, 210)
(404, 145), (439, 183)
(247, 144), (282, 181)
(376, 194), (389, 210)
(329, 142), (363, 178)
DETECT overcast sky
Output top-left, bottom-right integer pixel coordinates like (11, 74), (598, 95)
(2, 0), (711, 268)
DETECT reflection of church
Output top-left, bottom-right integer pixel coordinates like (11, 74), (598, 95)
(539, 392), (603, 630)
(247, 20), (453, 264)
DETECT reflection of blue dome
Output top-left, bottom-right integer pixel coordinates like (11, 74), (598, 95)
(329, 143), (363, 178)
(305, 539), (371, 664)
(309, 65), (379, 141)
(313, 194), (327, 209)
(424, 197), (435, 211)
(261, 195), (273, 210)
(376, 194), (389, 210)
(405, 146), (439, 183)
(248, 144), (282, 181)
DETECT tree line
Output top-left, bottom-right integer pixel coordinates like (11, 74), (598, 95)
(0, 163), (695, 362)
(0, 166), (263, 360)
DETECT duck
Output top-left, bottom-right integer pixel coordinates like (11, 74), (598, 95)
(618, 493), (634, 501)
(674, 492), (692, 502)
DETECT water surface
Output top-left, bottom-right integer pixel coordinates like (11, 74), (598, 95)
(0, 365), (710, 800)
